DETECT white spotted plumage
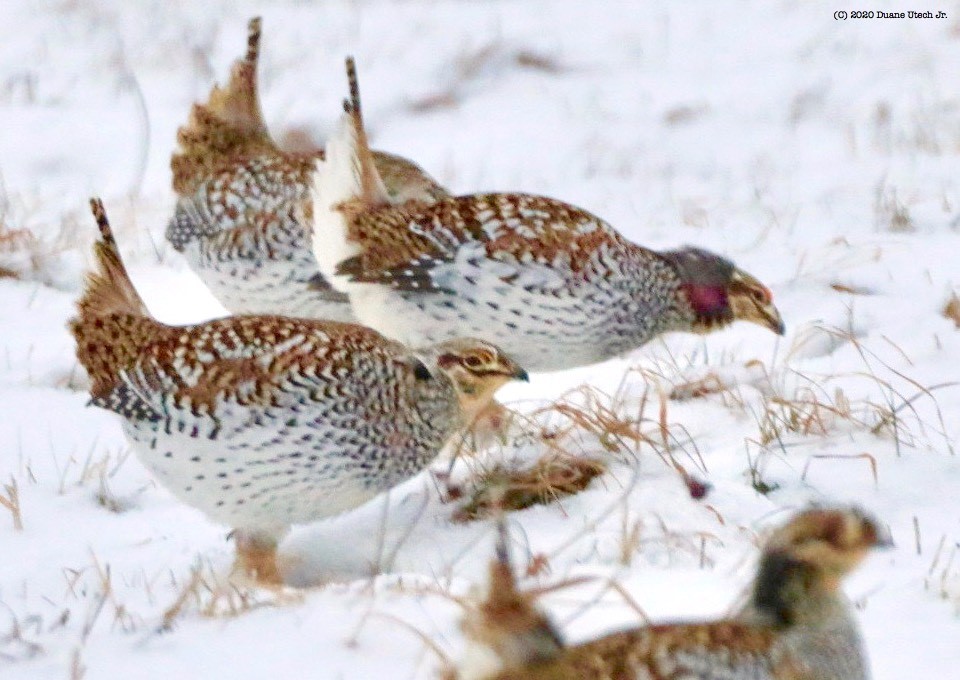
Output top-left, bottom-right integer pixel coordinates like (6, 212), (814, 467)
(73, 199), (525, 583)
(168, 18), (446, 323)
(311, 82), (784, 372)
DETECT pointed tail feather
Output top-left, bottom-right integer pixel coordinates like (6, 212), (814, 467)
(77, 199), (149, 319)
(344, 57), (391, 207)
(456, 517), (564, 679)
(70, 199), (159, 399)
(212, 16), (269, 139)
(310, 56), (389, 287)
(172, 16), (275, 196)
(491, 515), (518, 598)
(245, 16), (262, 65)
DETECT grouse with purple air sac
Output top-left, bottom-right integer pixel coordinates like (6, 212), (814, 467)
(312, 60), (784, 373)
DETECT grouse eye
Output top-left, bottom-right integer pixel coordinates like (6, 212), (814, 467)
(752, 288), (769, 304)
(463, 355), (483, 368)
(413, 359), (432, 381)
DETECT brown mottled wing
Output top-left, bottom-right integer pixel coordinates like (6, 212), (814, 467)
(492, 622), (800, 679)
(336, 193), (626, 292)
(169, 155), (312, 243)
(90, 317), (400, 424)
(169, 149), (442, 256)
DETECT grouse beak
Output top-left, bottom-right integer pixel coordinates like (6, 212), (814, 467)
(876, 533), (895, 549)
(762, 303), (786, 336)
(871, 522), (895, 549)
(730, 269), (786, 336)
(502, 354), (530, 383)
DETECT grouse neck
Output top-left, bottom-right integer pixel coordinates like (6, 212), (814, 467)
(748, 550), (846, 629)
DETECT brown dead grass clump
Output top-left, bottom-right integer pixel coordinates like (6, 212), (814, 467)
(159, 560), (295, 631)
(451, 455), (607, 523)
(943, 292), (960, 328)
(0, 224), (35, 251)
(0, 223), (37, 279)
(668, 372), (727, 401)
(448, 378), (709, 521)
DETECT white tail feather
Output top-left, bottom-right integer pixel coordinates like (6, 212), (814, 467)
(310, 113), (364, 290)
(457, 641), (506, 680)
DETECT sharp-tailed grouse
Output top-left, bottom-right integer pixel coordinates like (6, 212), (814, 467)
(453, 507), (887, 679)
(72, 199), (526, 584)
(167, 17), (447, 321)
(312, 62), (784, 372)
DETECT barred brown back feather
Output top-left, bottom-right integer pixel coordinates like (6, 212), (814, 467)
(479, 622), (799, 680)
(337, 193), (634, 285)
(456, 508), (883, 679)
(73, 203), (408, 410)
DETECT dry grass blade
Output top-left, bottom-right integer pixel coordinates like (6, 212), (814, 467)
(159, 565), (206, 631)
(874, 181), (914, 232)
(669, 372), (727, 401)
(801, 452), (879, 486)
(449, 376), (712, 521)
(0, 604), (44, 661)
(406, 91), (459, 113)
(829, 281), (876, 295)
(408, 41), (564, 114)
(88, 551), (140, 633)
(547, 576), (652, 629)
(0, 476), (23, 531)
(0, 223), (35, 252)
(513, 49), (565, 73)
(663, 103), (710, 125)
(540, 382), (704, 469)
(534, 384), (651, 450)
(845, 328), (958, 455)
(370, 611), (453, 671)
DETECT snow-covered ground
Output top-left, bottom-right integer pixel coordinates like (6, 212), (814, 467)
(1, 1), (959, 677)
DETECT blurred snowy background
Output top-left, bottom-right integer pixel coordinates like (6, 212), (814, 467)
(1, 1), (958, 678)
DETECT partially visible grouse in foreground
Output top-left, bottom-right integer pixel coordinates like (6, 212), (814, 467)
(452, 507), (887, 680)
(167, 17), (447, 321)
(312, 63), (784, 373)
(72, 199), (526, 585)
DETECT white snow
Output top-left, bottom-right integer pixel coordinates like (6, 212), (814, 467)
(1, 1), (958, 678)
